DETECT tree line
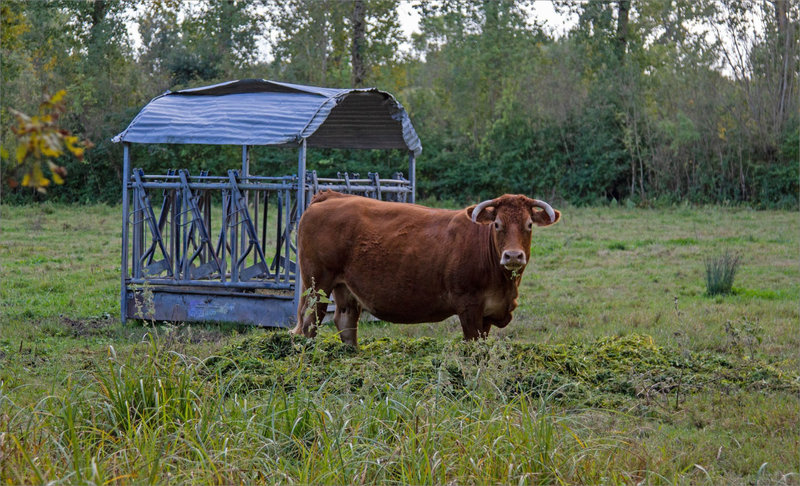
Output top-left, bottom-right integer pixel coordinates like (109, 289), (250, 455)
(1, 0), (797, 207)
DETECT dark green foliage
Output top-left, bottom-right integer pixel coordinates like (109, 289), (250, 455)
(704, 250), (741, 296)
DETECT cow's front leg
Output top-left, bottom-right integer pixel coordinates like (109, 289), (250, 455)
(480, 319), (493, 338)
(457, 306), (484, 341)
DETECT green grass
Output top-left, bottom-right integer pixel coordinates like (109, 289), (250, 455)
(1, 203), (798, 484)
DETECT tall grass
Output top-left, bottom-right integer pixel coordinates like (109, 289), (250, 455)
(704, 250), (741, 295)
(0, 331), (649, 484)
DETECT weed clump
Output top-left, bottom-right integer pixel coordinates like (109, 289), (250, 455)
(704, 250), (741, 295)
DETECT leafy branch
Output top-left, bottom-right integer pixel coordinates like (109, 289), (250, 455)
(3, 90), (93, 192)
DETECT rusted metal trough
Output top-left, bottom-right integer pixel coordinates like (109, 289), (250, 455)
(113, 79), (421, 327)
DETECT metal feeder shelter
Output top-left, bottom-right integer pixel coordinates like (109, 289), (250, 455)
(113, 79), (422, 327)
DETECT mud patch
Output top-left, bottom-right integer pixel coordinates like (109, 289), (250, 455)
(61, 316), (115, 337)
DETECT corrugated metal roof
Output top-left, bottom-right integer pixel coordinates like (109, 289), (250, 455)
(112, 79), (421, 155)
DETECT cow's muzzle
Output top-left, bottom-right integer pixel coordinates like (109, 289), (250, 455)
(500, 250), (526, 270)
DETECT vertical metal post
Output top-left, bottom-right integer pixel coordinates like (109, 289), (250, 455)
(297, 139), (306, 213)
(408, 151), (416, 204)
(284, 188), (291, 283)
(241, 145), (249, 258)
(132, 178), (141, 279)
(241, 145), (250, 177)
(171, 188), (179, 278)
(181, 182), (190, 280)
(293, 139), (307, 318)
(120, 143), (131, 323)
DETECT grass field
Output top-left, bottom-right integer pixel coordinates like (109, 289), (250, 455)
(1, 203), (798, 484)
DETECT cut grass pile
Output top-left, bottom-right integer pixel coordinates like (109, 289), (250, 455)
(213, 331), (798, 406)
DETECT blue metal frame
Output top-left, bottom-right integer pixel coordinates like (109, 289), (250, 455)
(120, 153), (414, 328)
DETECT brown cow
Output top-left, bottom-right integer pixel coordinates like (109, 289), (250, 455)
(291, 191), (561, 346)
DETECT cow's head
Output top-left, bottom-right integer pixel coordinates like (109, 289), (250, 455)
(467, 195), (561, 272)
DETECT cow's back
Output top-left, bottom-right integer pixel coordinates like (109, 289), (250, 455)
(297, 192), (486, 323)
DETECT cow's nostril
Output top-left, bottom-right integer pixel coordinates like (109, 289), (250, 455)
(501, 250), (526, 265)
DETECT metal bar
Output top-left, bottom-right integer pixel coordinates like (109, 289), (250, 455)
(287, 184), (409, 194)
(128, 279), (293, 290)
(120, 143), (131, 323)
(132, 169), (173, 277)
(315, 177), (409, 184)
(297, 140), (306, 212)
(171, 186), (179, 278)
(409, 151), (416, 204)
(132, 180), (141, 279)
(226, 170), (271, 282)
(154, 169), (175, 264)
(178, 170), (222, 279)
(369, 172), (382, 200)
(273, 191), (283, 282)
(294, 142), (306, 317)
(230, 180), (239, 284)
(241, 146), (249, 259)
(141, 174), (293, 182)
(204, 188), (211, 264)
(261, 191), (268, 268)
(241, 145), (250, 178)
(134, 182), (296, 191)
(284, 188), (291, 284)
(181, 175), (190, 279)
(253, 189), (259, 266)
(136, 187), (144, 272)
(126, 284), (295, 298)
(219, 190), (228, 282)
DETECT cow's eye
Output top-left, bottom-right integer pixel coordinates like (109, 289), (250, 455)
(494, 221), (501, 231)
(526, 220), (533, 231)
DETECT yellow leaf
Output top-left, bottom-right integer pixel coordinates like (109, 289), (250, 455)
(21, 172), (30, 186)
(33, 165), (49, 187)
(16, 144), (27, 163)
(48, 161), (66, 184)
(50, 90), (66, 104)
(40, 144), (61, 158)
(0, 146), (8, 160)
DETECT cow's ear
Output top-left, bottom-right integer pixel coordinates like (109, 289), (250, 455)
(466, 204), (496, 224)
(532, 208), (561, 227)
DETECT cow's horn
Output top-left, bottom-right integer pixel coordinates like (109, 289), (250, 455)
(531, 199), (556, 223)
(471, 198), (498, 223)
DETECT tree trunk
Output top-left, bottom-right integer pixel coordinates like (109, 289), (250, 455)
(351, 0), (366, 88)
(615, 0), (630, 62)
(773, 0), (795, 130)
(88, 0), (108, 56)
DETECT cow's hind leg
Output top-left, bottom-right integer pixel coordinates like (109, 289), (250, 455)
(291, 273), (333, 338)
(332, 284), (362, 346)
